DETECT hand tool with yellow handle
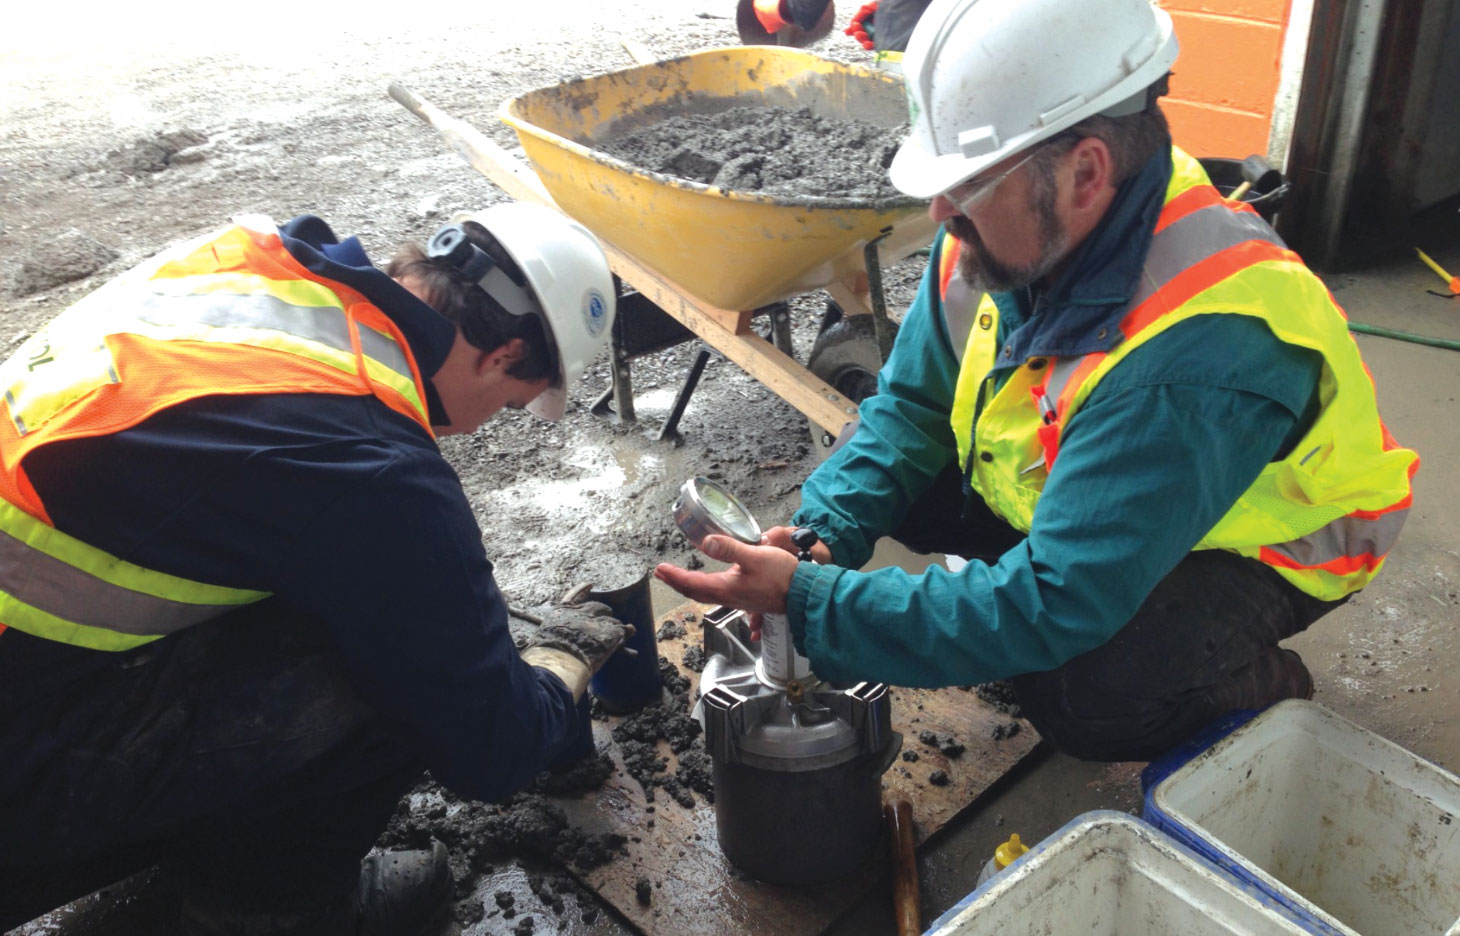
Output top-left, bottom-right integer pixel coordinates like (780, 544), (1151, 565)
(1415, 248), (1460, 294)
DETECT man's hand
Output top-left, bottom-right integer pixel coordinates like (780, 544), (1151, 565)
(520, 601), (633, 701)
(761, 525), (833, 564)
(654, 533), (800, 616)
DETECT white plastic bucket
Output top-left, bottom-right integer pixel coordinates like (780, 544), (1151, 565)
(1146, 700), (1460, 936)
(923, 812), (1316, 935)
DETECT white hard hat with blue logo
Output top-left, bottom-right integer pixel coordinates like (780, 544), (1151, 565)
(448, 202), (616, 421)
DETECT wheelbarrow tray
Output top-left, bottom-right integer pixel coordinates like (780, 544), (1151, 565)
(499, 46), (929, 312)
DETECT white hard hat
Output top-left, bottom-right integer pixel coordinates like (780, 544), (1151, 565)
(889, 0), (1179, 199)
(446, 203), (615, 421)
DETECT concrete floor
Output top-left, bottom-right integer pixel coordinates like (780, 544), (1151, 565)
(817, 219), (1460, 934)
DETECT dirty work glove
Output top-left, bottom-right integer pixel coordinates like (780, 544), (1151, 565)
(519, 601), (633, 702)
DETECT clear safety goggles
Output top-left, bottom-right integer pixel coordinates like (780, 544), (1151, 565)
(942, 149), (1042, 215)
(941, 134), (1077, 215)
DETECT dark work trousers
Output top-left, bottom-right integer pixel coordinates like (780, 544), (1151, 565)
(0, 601), (426, 931)
(891, 464), (1346, 763)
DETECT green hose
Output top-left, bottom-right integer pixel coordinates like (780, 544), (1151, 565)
(1347, 321), (1460, 352)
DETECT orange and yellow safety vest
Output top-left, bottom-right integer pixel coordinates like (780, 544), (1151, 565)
(943, 149), (1417, 601)
(0, 218), (434, 651)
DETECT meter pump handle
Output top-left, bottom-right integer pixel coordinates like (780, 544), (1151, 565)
(790, 528), (820, 563)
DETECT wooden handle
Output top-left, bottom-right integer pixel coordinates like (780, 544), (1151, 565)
(386, 82), (426, 119)
(384, 81), (553, 207)
(886, 800), (919, 936)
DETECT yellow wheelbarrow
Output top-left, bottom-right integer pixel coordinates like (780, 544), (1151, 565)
(390, 46), (935, 441)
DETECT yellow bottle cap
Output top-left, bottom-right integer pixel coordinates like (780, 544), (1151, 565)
(994, 833), (1029, 868)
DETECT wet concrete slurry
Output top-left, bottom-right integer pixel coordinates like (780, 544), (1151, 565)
(597, 106), (905, 201)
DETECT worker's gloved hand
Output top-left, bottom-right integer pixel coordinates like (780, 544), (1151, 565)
(519, 599), (633, 701)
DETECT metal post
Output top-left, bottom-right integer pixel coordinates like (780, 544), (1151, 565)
(863, 229), (895, 362)
(659, 347), (712, 441)
(767, 302), (794, 355)
(592, 281), (638, 423)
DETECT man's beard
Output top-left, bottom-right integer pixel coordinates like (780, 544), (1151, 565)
(948, 158), (1070, 294)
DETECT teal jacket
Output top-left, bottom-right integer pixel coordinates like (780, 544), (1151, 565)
(788, 148), (1323, 687)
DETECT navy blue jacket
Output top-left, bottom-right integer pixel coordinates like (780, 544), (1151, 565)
(0, 217), (587, 802)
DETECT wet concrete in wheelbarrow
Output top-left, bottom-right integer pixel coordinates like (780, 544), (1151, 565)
(596, 105), (907, 200)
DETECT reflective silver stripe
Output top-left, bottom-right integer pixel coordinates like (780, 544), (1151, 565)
(0, 526), (244, 636)
(138, 292), (354, 357)
(1132, 204), (1287, 309)
(5, 390), (25, 436)
(136, 292), (414, 384)
(1265, 507), (1409, 568)
(1044, 357), (1082, 405)
(944, 274), (977, 363)
(357, 323), (413, 382)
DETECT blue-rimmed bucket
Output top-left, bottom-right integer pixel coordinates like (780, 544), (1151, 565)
(1143, 701), (1460, 936)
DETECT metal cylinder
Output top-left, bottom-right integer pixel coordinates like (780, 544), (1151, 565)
(694, 606), (901, 885)
(586, 571), (662, 713)
(711, 741), (901, 885)
(757, 611), (811, 685)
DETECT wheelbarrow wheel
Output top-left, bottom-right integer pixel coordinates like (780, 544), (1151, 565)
(808, 314), (895, 460)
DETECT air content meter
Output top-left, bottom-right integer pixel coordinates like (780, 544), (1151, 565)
(672, 477), (812, 685)
(672, 476), (762, 547)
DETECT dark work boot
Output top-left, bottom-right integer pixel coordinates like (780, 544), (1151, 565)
(1281, 648), (1317, 701)
(181, 841), (455, 936)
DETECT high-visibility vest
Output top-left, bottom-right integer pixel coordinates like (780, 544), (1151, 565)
(0, 218), (434, 651)
(945, 149), (1417, 601)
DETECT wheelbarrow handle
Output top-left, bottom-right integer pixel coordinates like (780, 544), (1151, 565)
(386, 81), (553, 207)
(387, 82), (429, 120)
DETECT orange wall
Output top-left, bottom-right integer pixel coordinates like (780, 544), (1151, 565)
(1157, 0), (1290, 157)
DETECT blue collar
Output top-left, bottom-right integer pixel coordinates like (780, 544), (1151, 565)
(277, 216), (455, 426)
(990, 145), (1172, 365)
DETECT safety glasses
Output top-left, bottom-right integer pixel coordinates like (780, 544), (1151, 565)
(941, 149), (1042, 215)
(941, 134), (1077, 215)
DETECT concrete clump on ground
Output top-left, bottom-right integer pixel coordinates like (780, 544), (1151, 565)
(10, 229), (118, 297)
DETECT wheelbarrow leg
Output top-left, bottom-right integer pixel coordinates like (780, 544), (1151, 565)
(591, 281), (638, 424)
(590, 342), (636, 423)
(766, 301), (794, 355)
(864, 231), (896, 363)
(658, 346), (712, 442)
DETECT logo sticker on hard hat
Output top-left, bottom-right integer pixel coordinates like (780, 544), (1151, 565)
(584, 291), (608, 337)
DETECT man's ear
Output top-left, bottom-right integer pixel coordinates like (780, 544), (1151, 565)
(476, 338), (528, 376)
(1069, 137), (1115, 211)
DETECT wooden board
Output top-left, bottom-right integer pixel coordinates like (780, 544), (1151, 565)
(553, 600), (1040, 936)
